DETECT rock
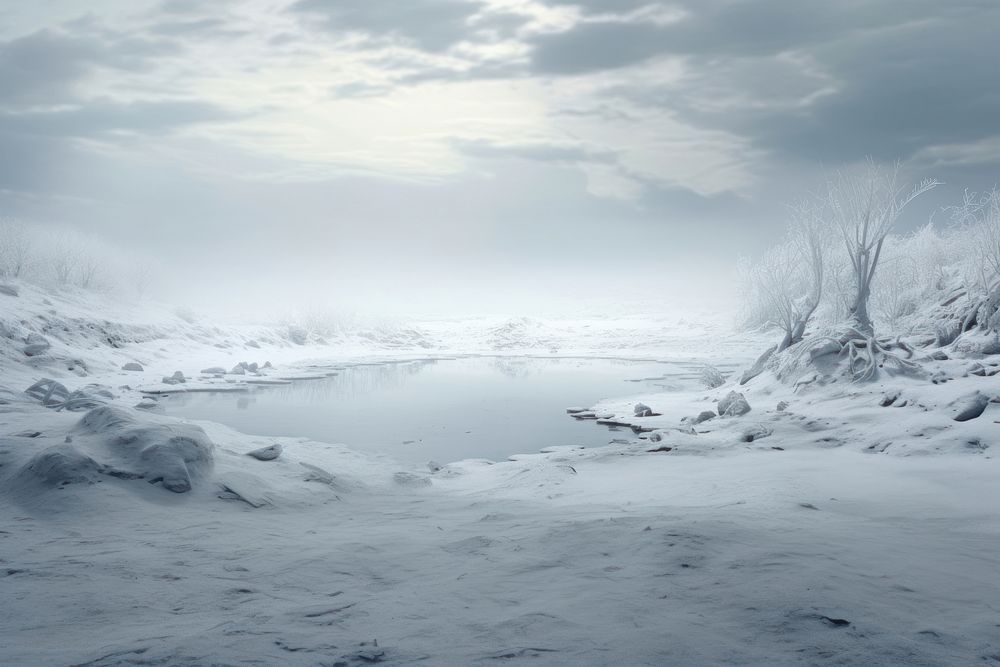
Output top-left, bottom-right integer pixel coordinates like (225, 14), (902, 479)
(247, 444), (282, 461)
(718, 391), (751, 417)
(427, 461), (443, 473)
(648, 431), (663, 443)
(647, 445), (673, 453)
(162, 371), (186, 385)
(247, 362), (259, 372)
(263, 361), (272, 369)
(0, 283), (18, 297)
(23, 333), (51, 357)
(75, 406), (214, 493)
(740, 424), (773, 442)
(121, 362), (144, 372)
(229, 364), (246, 375)
(246, 339), (260, 349)
(201, 366), (227, 374)
(217, 472), (272, 507)
(694, 410), (716, 424)
(24, 379), (70, 406)
(14, 445), (104, 487)
(700, 365), (726, 388)
(134, 398), (160, 411)
(776, 401), (789, 412)
(879, 391), (899, 407)
(953, 392), (991, 422)
(634, 402), (653, 417)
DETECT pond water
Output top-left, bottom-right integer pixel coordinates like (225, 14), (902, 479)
(161, 356), (722, 465)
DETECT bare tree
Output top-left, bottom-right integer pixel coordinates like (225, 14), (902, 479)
(825, 160), (939, 334)
(738, 200), (827, 383)
(948, 188), (1000, 334)
(133, 262), (155, 299)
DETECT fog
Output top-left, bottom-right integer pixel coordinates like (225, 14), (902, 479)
(6, 3), (1000, 666)
(4, 0), (995, 320)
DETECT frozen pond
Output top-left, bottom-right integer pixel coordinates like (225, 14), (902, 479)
(161, 356), (725, 465)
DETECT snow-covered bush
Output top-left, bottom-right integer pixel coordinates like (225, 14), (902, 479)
(0, 219), (33, 279)
(0, 221), (156, 296)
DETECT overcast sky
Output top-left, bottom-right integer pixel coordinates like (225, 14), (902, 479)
(2, 0), (998, 315)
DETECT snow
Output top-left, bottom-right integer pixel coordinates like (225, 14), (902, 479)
(2, 280), (1000, 664)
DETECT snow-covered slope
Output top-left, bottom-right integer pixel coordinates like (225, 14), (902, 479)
(1, 280), (999, 665)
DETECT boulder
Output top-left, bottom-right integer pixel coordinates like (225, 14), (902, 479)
(694, 410), (716, 424)
(718, 391), (751, 417)
(75, 406), (214, 493)
(201, 366), (227, 374)
(247, 444), (282, 461)
(740, 424), (773, 442)
(634, 403), (653, 417)
(953, 392), (991, 422)
(24, 379), (70, 406)
(229, 364), (246, 375)
(23, 333), (51, 357)
(121, 362), (144, 372)
(776, 401), (789, 412)
(14, 445), (105, 487)
(162, 371), (186, 385)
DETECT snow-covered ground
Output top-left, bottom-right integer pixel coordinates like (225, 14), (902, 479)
(2, 280), (999, 665)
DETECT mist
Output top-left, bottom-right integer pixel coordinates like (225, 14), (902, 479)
(3, 2), (1000, 665)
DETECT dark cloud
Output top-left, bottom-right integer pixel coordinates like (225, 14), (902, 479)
(290, 0), (486, 51)
(1, 100), (239, 137)
(532, 0), (1000, 168)
(0, 28), (177, 107)
(0, 30), (101, 104)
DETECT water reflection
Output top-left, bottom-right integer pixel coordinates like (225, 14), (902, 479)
(162, 356), (711, 466)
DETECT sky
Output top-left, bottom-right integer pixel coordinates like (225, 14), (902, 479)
(1, 0), (998, 316)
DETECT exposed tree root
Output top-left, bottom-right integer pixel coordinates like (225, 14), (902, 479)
(788, 328), (922, 382)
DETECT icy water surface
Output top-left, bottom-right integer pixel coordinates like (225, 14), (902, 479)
(162, 356), (722, 465)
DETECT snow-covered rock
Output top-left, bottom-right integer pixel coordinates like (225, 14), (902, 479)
(952, 392), (991, 422)
(740, 424), (773, 442)
(74, 406), (214, 493)
(121, 362), (144, 372)
(162, 370), (186, 385)
(718, 390), (751, 417)
(23, 333), (51, 357)
(247, 444), (282, 461)
(694, 410), (716, 424)
(634, 402), (653, 417)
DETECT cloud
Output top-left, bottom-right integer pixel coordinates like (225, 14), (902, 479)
(0, 28), (178, 107)
(453, 138), (616, 164)
(290, 0), (488, 51)
(0, 100), (240, 137)
(532, 0), (1000, 168)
